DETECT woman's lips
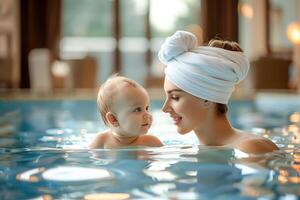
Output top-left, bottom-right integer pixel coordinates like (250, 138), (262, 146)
(172, 116), (182, 125)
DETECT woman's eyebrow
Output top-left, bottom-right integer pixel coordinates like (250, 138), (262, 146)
(167, 89), (183, 94)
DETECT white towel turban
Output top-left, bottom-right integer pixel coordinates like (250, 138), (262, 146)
(158, 31), (250, 104)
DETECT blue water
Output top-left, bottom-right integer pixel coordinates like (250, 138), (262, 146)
(0, 100), (300, 199)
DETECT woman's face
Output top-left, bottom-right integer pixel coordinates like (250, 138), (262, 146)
(162, 78), (209, 134)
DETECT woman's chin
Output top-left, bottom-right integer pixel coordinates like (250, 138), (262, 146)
(177, 127), (190, 135)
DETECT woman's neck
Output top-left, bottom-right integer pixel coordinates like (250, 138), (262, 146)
(194, 115), (236, 146)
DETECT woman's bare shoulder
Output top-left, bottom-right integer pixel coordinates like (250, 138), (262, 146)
(234, 132), (279, 154)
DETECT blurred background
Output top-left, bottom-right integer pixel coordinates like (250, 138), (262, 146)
(1, 0), (300, 98)
(2, 2), (300, 199)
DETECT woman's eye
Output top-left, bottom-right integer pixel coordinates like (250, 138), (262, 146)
(171, 95), (179, 101)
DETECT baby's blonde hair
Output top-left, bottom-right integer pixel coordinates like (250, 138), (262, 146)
(97, 75), (141, 125)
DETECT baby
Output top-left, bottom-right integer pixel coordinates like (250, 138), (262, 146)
(89, 75), (163, 148)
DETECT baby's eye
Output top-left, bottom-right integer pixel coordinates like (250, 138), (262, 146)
(146, 106), (150, 111)
(133, 107), (142, 112)
(170, 95), (179, 101)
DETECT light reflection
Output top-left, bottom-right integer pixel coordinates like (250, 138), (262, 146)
(287, 125), (299, 133)
(186, 170), (197, 176)
(241, 186), (273, 198)
(51, 60), (70, 78)
(84, 193), (130, 200)
(280, 125), (300, 144)
(40, 136), (62, 142)
(251, 128), (268, 134)
(168, 192), (199, 200)
(177, 177), (198, 184)
(238, 3), (253, 19)
(233, 149), (249, 159)
(29, 195), (53, 200)
(57, 129), (64, 134)
(287, 22), (300, 45)
(16, 167), (45, 182)
(42, 195), (53, 200)
(235, 164), (258, 175)
(150, 0), (189, 31)
(278, 174), (300, 184)
(147, 183), (176, 196)
(291, 164), (300, 171)
(80, 129), (88, 134)
(293, 153), (300, 162)
(291, 135), (300, 144)
(290, 112), (300, 123)
(146, 161), (177, 171)
(143, 170), (177, 181)
(46, 128), (73, 135)
(278, 165), (300, 184)
(42, 166), (112, 182)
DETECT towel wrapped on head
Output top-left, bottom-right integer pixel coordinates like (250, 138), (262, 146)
(158, 31), (250, 104)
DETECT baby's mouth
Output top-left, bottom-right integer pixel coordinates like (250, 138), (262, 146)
(142, 123), (150, 127)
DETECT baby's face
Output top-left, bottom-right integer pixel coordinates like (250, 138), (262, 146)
(112, 86), (152, 137)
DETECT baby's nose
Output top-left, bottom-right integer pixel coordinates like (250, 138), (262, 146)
(143, 113), (151, 119)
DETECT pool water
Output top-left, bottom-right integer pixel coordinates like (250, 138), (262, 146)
(1, 100), (300, 199)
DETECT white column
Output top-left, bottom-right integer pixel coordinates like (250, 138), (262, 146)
(297, 1), (300, 92)
(249, 0), (268, 60)
(292, 45), (300, 92)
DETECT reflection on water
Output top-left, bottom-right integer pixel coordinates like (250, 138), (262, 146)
(84, 193), (130, 200)
(1, 100), (300, 199)
(41, 166), (112, 182)
(0, 147), (300, 199)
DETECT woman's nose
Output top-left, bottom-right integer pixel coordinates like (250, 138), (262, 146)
(162, 100), (170, 113)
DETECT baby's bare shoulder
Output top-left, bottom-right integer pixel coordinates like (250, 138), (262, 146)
(139, 134), (163, 147)
(89, 131), (110, 149)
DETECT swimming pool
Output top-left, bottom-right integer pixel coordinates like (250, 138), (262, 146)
(0, 99), (300, 199)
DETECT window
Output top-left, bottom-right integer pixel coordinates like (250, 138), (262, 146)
(61, 0), (201, 86)
(238, 0), (252, 56)
(269, 0), (298, 52)
(63, 0), (113, 37)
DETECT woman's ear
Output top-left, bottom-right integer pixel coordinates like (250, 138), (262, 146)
(203, 100), (212, 108)
(106, 112), (119, 127)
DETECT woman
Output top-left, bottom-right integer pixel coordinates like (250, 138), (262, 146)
(158, 31), (278, 154)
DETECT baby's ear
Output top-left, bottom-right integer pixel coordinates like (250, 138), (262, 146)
(106, 112), (119, 127)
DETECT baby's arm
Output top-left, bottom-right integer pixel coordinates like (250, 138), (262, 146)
(89, 132), (108, 149)
(140, 135), (163, 147)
